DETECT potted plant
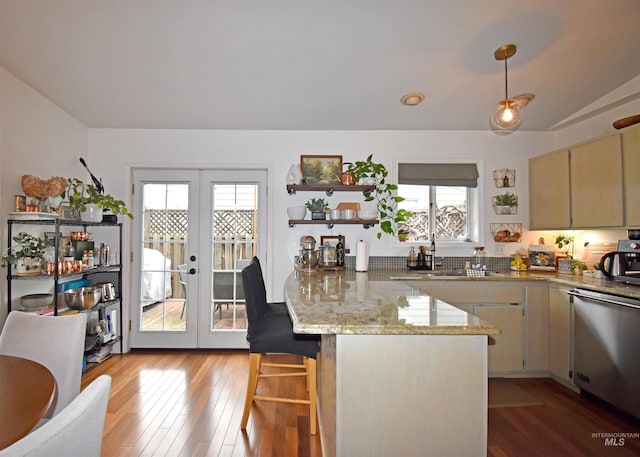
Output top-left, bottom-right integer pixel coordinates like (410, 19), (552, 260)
(347, 155), (412, 239)
(554, 233), (574, 272)
(593, 263), (604, 279)
(305, 197), (329, 220)
(570, 259), (588, 275)
(554, 233), (574, 258)
(63, 178), (133, 222)
(493, 192), (518, 214)
(1, 232), (46, 275)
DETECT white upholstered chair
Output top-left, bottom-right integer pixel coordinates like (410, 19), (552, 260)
(0, 311), (87, 418)
(0, 375), (111, 457)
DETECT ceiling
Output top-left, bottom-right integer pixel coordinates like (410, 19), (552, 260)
(1, 0), (640, 132)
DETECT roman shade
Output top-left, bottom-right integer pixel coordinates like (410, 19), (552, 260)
(398, 163), (479, 187)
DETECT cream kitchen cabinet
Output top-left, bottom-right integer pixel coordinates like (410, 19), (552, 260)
(529, 149), (571, 229)
(524, 286), (549, 372)
(530, 134), (624, 229)
(421, 283), (524, 374)
(570, 134), (624, 228)
(548, 285), (574, 386)
(622, 124), (640, 226)
(474, 304), (524, 372)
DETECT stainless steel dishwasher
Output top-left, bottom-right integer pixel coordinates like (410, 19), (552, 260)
(568, 288), (640, 419)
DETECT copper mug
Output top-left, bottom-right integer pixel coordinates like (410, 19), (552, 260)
(61, 260), (73, 275)
(45, 262), (56, 275)
(72, 260), (83, 273)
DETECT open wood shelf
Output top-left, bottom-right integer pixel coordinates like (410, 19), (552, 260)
(288, 219), (378, 228)
(286, 184), (375, 196)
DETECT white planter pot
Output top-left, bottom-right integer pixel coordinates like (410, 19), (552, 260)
(557, 258), (572, 273)
(80, 203), (103, 222)
(16, 257), (42, 276)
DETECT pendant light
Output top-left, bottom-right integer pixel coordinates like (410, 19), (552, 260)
(490, 44), (522, 135)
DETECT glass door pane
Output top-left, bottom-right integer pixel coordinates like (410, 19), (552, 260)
(198, 170), (266, 348)
(130, 169), (199, 348)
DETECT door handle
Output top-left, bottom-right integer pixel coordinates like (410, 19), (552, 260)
(188, 268), (196, 275)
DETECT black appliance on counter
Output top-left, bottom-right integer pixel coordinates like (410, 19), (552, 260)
(599, 239), (640, 285)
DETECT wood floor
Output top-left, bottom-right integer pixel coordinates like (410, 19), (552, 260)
(81, 350), (640, 457)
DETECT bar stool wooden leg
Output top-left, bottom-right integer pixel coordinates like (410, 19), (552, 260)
(241, 353), (261, 429)
(306, 357), (317, 435)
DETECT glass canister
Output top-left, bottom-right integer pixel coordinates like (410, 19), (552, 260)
(319, 243), (337, 268)
(472, 246), (488, 270)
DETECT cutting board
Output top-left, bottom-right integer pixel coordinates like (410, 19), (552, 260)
(336, 202), (360, 211)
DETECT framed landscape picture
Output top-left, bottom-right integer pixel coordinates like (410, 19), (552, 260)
(300, 155), (342, 185)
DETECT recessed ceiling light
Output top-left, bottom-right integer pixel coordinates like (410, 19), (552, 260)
(400, 92), (425, 106)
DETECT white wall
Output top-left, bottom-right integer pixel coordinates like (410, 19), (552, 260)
(0, 65), (89, 324)
(89, 128), (554, 303)
(553, 76), (640, 148)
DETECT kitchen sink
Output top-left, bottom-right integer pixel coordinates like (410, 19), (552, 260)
(389, 270), (504, 280)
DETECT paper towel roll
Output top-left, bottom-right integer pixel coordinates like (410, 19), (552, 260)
(355, 240), (369, 272)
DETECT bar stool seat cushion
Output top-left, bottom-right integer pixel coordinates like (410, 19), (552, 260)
(247, 315), (319, 359)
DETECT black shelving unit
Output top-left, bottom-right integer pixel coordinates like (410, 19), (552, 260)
(6, 218), (123, 355)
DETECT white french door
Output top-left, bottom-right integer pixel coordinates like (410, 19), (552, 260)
(130, 168), (267, 349)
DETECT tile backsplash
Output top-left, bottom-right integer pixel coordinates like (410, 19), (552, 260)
(345, 255), (512, 271)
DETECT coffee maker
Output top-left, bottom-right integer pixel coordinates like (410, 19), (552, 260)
(600, 239), (640, 285)
(297, 236), (319, 273)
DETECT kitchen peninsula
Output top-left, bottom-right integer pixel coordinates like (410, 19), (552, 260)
(284, 271), (500, 457)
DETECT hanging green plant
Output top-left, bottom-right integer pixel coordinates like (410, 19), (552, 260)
(348, 154), (412, 239)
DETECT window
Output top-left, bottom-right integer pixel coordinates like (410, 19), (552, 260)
(397, 163), (479, 242)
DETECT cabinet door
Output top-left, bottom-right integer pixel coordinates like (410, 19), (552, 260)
(474, 305), (523, 373)
(524, 286), (549, 372)
(570, 135), (624, 227)
(529, 150), (571, 229)
(623, 125), (640, 226)
(548, 287), (573, 384)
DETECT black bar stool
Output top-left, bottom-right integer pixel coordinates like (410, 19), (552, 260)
(240, 257), (320, 434)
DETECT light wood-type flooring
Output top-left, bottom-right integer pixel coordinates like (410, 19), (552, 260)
(81, 350), (640, 457)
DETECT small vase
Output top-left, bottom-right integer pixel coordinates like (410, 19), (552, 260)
(81, 203), (103, 222)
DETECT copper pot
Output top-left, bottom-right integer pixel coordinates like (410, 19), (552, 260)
(335, 171), (355, 185)
(69, 231), (89, 241)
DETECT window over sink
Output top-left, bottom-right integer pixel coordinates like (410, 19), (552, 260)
(397, 163), (479, 243)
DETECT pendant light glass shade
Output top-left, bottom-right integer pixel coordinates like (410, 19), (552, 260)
(490, 44), (523, 135)
(490, 99), (522, 134)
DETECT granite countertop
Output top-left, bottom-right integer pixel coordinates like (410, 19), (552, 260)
(374, 268), (640, 300)
(284, 268), (640, 336)
(283, 271), (500, 336)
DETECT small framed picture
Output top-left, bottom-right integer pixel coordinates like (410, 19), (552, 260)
(320, 235), (345, 249)
(300, 155), (342, 184)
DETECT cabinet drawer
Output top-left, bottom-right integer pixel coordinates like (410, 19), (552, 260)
(421, 285), (523, 304)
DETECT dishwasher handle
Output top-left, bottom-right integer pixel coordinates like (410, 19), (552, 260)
(568, 290), (640, 310)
